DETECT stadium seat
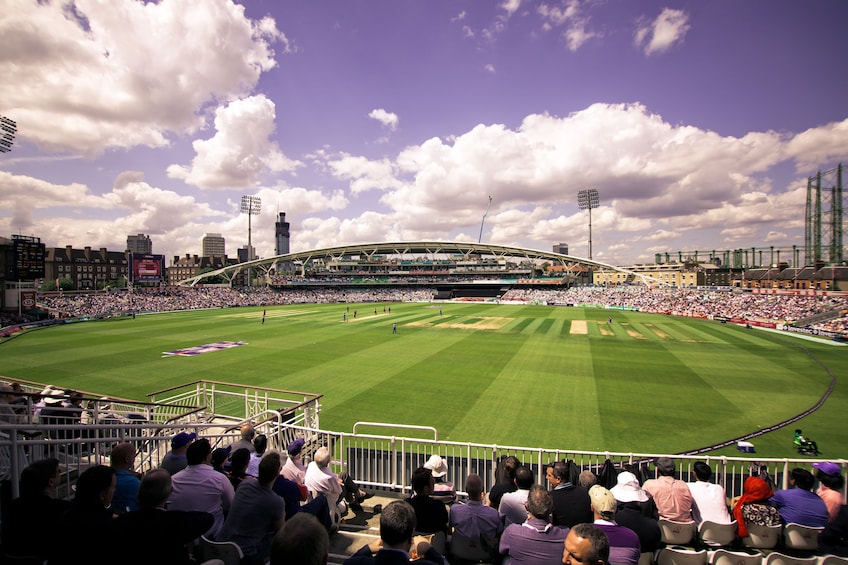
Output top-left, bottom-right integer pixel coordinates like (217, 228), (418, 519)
(709, 548), (763, 565)
(657, 547), (707, 565)
(196, 535), (243, 565)
(640, 551), (654, 565)
(742, 523), (782, 549)
(818, 556), (848, 565)
(762, 552), (818, 565)
(783, 523), (824, 552)
(699, 520), (738, 548)
(660, 519), (697, 545)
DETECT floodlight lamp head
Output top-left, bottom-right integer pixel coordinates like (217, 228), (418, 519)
(240, 195), (261, 214)
(577, 188), (600, 210)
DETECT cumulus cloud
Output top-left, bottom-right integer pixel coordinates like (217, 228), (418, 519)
(293, 102), (840, 264)
(167, 95), (300, 189)
(635, 8), (690, 55)
(368, 109), (399, 131)
(0, 170), (228, 258)
(0, 0), (285, 155)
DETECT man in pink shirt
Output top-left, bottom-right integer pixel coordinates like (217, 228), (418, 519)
(642, 457), (694, 522)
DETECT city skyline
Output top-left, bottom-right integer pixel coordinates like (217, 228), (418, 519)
(1, 0), (847, 266)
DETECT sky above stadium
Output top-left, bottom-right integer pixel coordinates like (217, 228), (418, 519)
(1, 0), (847, 267)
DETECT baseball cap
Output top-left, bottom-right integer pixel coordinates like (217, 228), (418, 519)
(287, 438), (305, 456)
(171, 432), (196, 449)
(813, 461), (841, 476)
(589, 485), (617, 516)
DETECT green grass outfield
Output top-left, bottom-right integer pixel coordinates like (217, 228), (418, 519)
(2, 302), (846, 459)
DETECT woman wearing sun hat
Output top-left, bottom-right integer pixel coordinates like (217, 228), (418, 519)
(611, 471), (662, 554)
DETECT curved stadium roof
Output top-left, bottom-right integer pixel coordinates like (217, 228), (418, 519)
(176, 241), (661, 286)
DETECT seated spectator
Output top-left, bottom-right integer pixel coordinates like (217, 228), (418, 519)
(687, 461), (732, 525)
(51, 465), (117, 565)
(405, 466), (450, 538)
(2, 458), (70, 562)
(611, 472), (662, 554)
(499, 465), (534, 526)
(611, 471), (658, 519)
(168, 437), (235, 539)
(450, 473), (503, 557)
(424, 454), (456, 504)
(220, 451), (286, 565)
(590, 485), (640, 565)
(272, 469), (333, 531)
(211, 447), (230, 474)
(770, 468), (829, 527)
(112, 469), (213, 565)
(281, 437), (307, 484)
(0, 384), (22, 424)
(270, 513), (329, 565)
(499, 484), (569, 564)
(246, 433), (268, 477)
(579, 470), (598, 489)
(344, 500), (445, 565)
(642, 457), (694, 522)
(39, 389), (83, 442)
(229, 447), (252, 490)
(305, 446), (370, 519)
(160, 431), (195, 475)
(732, 476), (781, 538)
(563, 523), (611, 565)
(230, 422), (256, 453)
(110, 442), (141, 514)
(549, 460), (593, 528)
(814, 461), (845, 522)
(488, 455), (521, 509)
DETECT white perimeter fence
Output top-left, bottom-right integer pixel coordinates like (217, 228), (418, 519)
(1, 381), (845, 503)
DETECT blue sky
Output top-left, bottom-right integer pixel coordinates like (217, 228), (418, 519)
(1, 0), (846, 266)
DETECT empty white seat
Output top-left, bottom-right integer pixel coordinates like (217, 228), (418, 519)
(709, 548), (763, 565)
(762, 552), (818, 565)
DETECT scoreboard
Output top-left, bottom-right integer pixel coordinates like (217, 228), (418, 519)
(12, 237), (46, 280)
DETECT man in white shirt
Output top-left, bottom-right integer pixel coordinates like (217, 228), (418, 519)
(498, 465), (534, 526)
(168, 437), (235, 539)
(687, 461), (732, 525)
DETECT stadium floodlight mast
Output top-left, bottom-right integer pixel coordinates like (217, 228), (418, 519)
(577, 188), (600, 259)
(240, 195), (261, 286)
(0, 116), (17, 153)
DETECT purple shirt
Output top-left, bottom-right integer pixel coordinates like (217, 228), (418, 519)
(594, 520), (641, 565)
(770, 488), (829, 528)
(499, 517), (569, 564)
(450, 500), (503, 539)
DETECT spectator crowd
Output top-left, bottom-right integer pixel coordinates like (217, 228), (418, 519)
(3, 446), (846, 564)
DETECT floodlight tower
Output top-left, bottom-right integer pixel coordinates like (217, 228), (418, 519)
(577, 188), (600, 259)
(0, 116), (17, 153)
(240, 195), (261, 286)
(240, 195), (262, 261)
